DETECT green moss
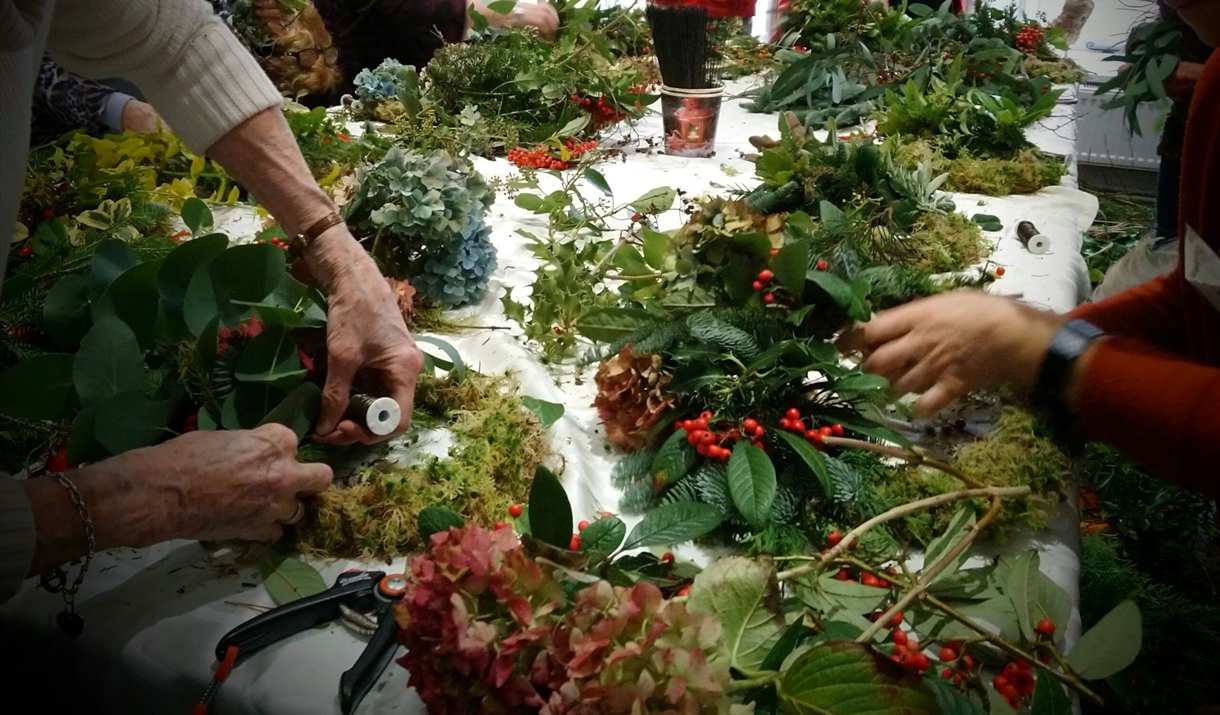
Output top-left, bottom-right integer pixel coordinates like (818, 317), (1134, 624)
(891, 137), (1065, 196)
(904, 211), (988, 273)
(294, 372), (550, 559)
(1023, 56), (1087, 85)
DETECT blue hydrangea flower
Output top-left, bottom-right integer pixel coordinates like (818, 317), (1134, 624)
(413, 221), (498, 308)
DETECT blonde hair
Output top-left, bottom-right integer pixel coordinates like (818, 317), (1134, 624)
(261, 5), (342, 100)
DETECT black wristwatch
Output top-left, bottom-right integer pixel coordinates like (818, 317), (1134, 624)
(1032, 319), (1107, 428)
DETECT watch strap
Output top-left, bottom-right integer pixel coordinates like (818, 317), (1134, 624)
(1032, 318), (1106, 419)
(292, 212), (344, 252)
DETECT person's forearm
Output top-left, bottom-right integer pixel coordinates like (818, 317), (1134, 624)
(1066, 336), (1220, 496)
(1070, 270), (1186, 352)
(204, 107), (368, 288)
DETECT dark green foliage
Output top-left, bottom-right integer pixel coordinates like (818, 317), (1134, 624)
(685, 313), (760, 358)
(745, 180), (803, 215)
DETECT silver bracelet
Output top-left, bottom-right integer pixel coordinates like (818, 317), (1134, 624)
(39, 472), (96, 638)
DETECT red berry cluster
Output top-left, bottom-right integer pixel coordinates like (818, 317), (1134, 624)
(676, 411), (737, 462)
(993, 658), (1035, 707)
(255, 236), (289, 250)
(937, 642), (975, 687)
(1015, 22), (1044, 54)
(17, 244), (33, 258)
(888, 624), (931, 673)
(778, 407), (843, 451)
(571, 93), (626, 131)
(507, 138), (598, 171)
(8, 323), (39, 342)
(751, 268), (775, 303)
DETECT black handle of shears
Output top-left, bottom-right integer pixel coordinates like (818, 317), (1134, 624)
(215, 570), (385, 661)
(339, 598), (399, 714)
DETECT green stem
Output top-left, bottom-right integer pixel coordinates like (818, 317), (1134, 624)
(725, 674), (779, 693)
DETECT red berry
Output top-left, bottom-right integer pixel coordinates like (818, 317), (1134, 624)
(570, 534), (581, 550)
(995, 266), (1006, 277)
(834, 569), (851, 581)
(770, 248), (780, 256)
(509, 504), (523, 518)
(785, 408), (800, 421)
(752, 280), (764, 291)
(942, 668), (954, 680)
(750, 439), (764, 449)
(695, 417), (709, 430)
(805, 429), (821, 442)
(44, 445), (70, 472)
(578, 520), (590, 531)
(892, 630), (908, 647)
(815, 259), (828, 271)
(661, 552), (675, 564)
(19, 245), (33, 257)
(1015, 659), (1030, 672)
(677, 584), (691, 596)
(41, 208), (54, 219)
(994, 676), (1009, 689)
(887, 612), (904, 628)
(494, 520), (507, 530)
(762, 293), (775, 304)
(779, 418), (792, 430)
(831, 424), (844, 437)
(758, 269), (774, 282)
(939, 648), (958, 662)
(751, 425), (764, 437)
(792, 419), (805, 432)
(742, 418), (758, 432)
(911, 654), (930, 672)
(827, 530), (843, 547)
(700, 431), (716, 446)
(1036, 618), (1056, 635)
(861, 573), (882, 588)
(700, 411), (713, 420)
(820, 426), (833, 437)
(696, 443), (709, 456)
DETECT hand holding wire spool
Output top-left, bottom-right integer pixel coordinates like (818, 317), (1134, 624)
(345, 393), (402, 437)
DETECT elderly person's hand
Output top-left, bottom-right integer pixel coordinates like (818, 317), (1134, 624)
(306, 226), (425, 446)
(255, 0), (295, 37)
(120, 99), (165, 133)
(836, 293), (1067, 416)
(515, 2), (560, 41)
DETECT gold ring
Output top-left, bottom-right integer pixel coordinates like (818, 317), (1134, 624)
(281, 501), (306, 526)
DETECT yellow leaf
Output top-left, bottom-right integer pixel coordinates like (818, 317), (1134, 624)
(190, 156), (206, 177)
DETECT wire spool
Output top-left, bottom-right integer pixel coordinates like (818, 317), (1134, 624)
(345, 394), (400, 436)
(1016, 221), (1050, 254)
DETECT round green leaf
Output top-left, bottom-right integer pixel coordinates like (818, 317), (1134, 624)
(259, 549), (326, 606)
(43, 275), (92, 348)
(622, 501), (724, 550)
(73, 316), (146, 407)
(686, 556), (786, 674)
(181, 197), (214, 235)
(89, 240), (140, 308)
(778, 642), (939, 715)
(0, 353), (76, 420)
(258, 382), (322, 442)
(233, 324), (306, 389)
(224, 383), (289, 429)
(95, 259), (163, 350)
(577, 516), (626, 555)
(418, 505), (466, 538)
(772, 241), (810, 293)
(66, 406), (104, 466)
(158, 232), (228, 316)
(727, 441), (777, 531)
(1066, 599), (1142, 680)
(514, 194), (545, 212)
(184, 243), (286, 335)
(528, 466), (573, 549)
(93, 391), (173, 455)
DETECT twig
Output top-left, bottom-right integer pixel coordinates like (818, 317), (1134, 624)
(775, 485), (1030, 582)
(856, 494), (1004, 642)
(726, 674), (779, 693)
(822, 435), (983, 489)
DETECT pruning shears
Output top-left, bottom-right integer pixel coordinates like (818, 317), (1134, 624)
(199, 570), (406, 714)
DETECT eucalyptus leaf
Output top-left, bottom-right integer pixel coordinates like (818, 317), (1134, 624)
(73, 316), (146, 408)
(0, 353), (76, 420)
(1066, 600), (1141, 680)
(89, 240), (140, 309)
(93, 391), (173, 455)
(95, 259), (164, 350)
(181, 197), (214, 235)
(258, 382), (322, 442)
(416, 336), (466, 381)
(43, 274), (92, 348)
(233, 325), (306, 390)
(686, 556), (786, 674)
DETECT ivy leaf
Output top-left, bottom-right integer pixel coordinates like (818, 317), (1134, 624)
(642, 226), (668, 270)
(772, 241), (809, 293)
(651, 429), (697, 489)
(258, 382), (322, 442)
(584, 168), (613, 197)
(777, 642), (938, 714)
(630, 187), (677, 214)
(1066, 600), (1141, 680)
(686, 556), (786, 674)
(93, 391), (173, 455)
(259, 549), (326, 606)
(0, 353), (76, 420)
(774, 430), (833, 498)
(922, 507), (976, 586)
(181, 197), (214, 235)
(528, 466), (573, 549)
(727, 441), (777, 530)
(418, 505), (465, 538)
(1006, 550), (1041, 643)
(574, 307), (653, 343)
(1029, 671), (1071, 715)
(577, 516), (626, 555)
(73, 316), (146, 408)
(622, 501), (723, 550)
(522, 396), (564, 427)
(43, 275), (92, 349)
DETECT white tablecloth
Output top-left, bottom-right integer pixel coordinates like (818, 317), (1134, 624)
(0, 78), (1096, 714)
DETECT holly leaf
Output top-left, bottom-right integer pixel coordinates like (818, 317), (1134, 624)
(418, 505), (465, 538)
(522, 396), (564, 427)
(1066, 600), (1141, 680)
(686, 556), (786, 674)
(0, 353), (77, 420)
(775, 430), (833, 497)
(622, 501), (723, 550)
(259, 549), (326, 606)
(727, 441), (777, 530)
(777, 642), (938, 714)
(577, 516), (626, 555)
(528, 466), (573, 549)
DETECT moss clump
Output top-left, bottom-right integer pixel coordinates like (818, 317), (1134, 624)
(904, 211), (988, 273)
(1023, 56), (1087, 85)
(294, 372), (550, 559)
(869, 408), (1068, 546)
(891, 137), (1065, 197)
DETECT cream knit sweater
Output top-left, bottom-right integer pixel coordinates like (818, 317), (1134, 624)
(0, 0), (282, 601)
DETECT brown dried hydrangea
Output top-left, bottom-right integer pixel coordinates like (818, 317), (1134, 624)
(386, 276), (416, 325)
(593, 346), (674, 451)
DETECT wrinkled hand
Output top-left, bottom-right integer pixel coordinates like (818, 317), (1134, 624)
(95, 424), (332, 546)
(120, 100), (164, 133)
(311, 231), (424, 446)
(836, 293), (1066, 416)
(1166, 61), (1205, 102)
(255, 0), (294, 37)
(515, 3), (560, 41)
